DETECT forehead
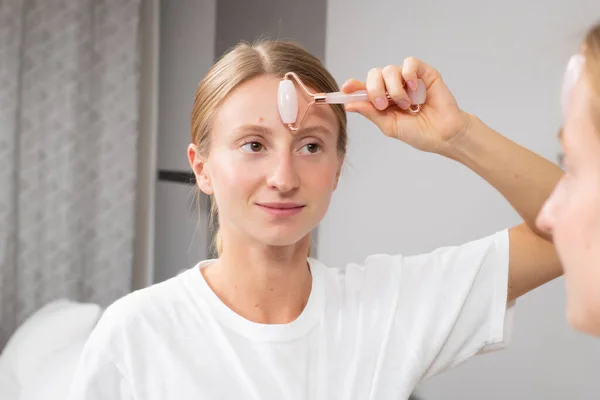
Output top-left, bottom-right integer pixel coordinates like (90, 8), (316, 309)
(214, 74), (338, 134)
(562, 71), (600, 154)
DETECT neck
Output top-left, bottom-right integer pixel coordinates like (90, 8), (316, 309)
(201, 230), (313, 325)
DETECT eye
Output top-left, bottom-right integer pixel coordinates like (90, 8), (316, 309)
(241, 141), (265, 153)
(300, 142), (321, 154)
(557, 152), (565, 169)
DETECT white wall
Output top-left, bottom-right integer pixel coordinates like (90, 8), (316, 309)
(322, 0), (600, 399)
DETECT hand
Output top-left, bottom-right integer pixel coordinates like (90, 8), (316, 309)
(343, 57), (471, 154)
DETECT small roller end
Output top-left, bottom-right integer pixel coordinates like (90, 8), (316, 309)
(408, 79), (426, 105)
(278, 79), (298, 124)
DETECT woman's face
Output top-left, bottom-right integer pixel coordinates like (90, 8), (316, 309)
(536, 59), (600, 336)
(192, 74), (343, 248)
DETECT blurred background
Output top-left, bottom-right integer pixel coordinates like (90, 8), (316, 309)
(1, 0), (599, 399)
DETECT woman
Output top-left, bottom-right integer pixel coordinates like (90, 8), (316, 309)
(68, 41), (562, 399)
(537, 22), (600, 337)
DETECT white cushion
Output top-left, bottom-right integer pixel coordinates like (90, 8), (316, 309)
(18, 338), (88, 400)
(0, 367), (20, 400)
(0, 299), (102, 392)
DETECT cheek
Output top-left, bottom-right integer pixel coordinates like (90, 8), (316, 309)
(304, 158), (340, 189)
(561, 176), (600, 323)
(563, 177), (599, 229)
(210, 152), (261, 196)
(553, 176), (600, 260)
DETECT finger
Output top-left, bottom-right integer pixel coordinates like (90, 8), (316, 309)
(402, 56), (440, 89)
(382, 64), (410, 110)
(402, 57), (420, 92)
(366, 67), (388, 110)
(341, 78), (366, 93)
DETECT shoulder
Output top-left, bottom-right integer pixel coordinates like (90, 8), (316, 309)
(110, 275), (182, 318)
(76, 263), (211, 377)
(90, 265), (199, 347)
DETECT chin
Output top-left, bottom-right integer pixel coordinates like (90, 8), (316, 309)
(566, 302), (600, 337)
(254, 227), (313, 248)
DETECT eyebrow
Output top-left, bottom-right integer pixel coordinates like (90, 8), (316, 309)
(298, 125), (335, 136)
(558, 127), (564, 142)
(233, 124), (272, 135)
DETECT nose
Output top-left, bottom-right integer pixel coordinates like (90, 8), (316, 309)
(266, 153), (300, 193)
(536, 190), (559, 236)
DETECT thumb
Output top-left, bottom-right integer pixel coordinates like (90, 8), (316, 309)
(341, 78), (365, 93)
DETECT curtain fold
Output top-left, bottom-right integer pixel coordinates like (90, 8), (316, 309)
(0, 0), (141, 349)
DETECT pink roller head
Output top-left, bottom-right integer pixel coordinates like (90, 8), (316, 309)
(277, 72), (318, 130)
(278, 79), (298, 124)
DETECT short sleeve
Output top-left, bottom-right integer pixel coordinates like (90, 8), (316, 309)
(390, 229), (515, 380)
(67, 310), (135, 400)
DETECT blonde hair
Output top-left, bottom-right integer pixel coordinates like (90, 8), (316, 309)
(190, 40), (348, 256)
(582, 21), (600, 136)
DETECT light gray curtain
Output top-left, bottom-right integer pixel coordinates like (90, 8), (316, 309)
(0, 0), (141, 349)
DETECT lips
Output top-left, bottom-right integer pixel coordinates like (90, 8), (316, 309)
(256, 202), (305, 217)
(257, 202), (304, 209)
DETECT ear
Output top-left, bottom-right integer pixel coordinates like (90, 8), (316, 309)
(187, 144), (213, 195)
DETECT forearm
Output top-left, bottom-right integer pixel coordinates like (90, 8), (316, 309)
(440, 113), (563, 241)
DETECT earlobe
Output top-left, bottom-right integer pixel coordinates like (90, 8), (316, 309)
(187, 144), (213, 195)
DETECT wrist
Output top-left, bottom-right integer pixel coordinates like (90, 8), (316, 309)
(438, 112), (483, 161)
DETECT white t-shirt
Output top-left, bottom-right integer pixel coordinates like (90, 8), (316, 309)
(68, 230), (514, 400)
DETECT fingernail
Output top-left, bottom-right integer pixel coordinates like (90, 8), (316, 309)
(408, 80), (418, 91)
(375, 97), (387, 110)
(398, 100), (410, 109)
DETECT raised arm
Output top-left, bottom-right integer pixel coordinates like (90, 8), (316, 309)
(342, 57), (563, 302)
(441, 115), (563, 301)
